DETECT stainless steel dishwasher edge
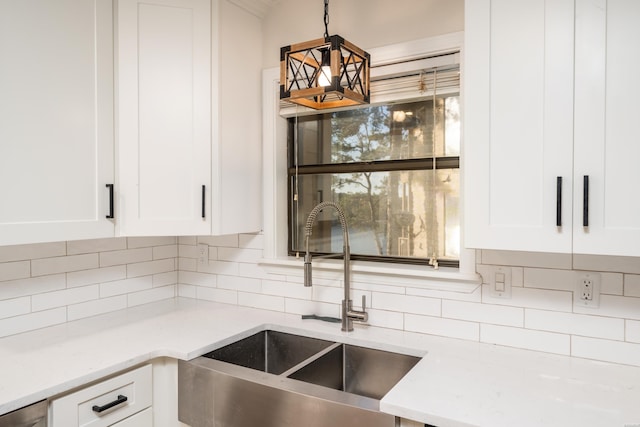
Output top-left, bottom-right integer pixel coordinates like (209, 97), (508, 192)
(0, 399), (47, 427)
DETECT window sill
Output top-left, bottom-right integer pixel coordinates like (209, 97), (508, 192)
(258, 257), (482, 293)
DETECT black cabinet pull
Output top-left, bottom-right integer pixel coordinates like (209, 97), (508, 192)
(583, 175), (589, 227)
(201, 185), (206, 219)
(106, 184), (114, 219)
(92, 394), (127, 413)
(556, 177), (562, 227)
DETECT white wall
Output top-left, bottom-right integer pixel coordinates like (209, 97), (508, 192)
(261, 0), (464, 68)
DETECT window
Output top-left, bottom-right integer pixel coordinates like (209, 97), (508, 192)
(287, 67), (460, 267)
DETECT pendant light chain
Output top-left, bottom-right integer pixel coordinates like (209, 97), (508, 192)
(323, 0), (330, 39)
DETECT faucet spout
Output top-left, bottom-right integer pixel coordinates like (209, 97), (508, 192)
(303, 202), (367, 332)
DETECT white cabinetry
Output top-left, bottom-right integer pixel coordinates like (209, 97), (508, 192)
(464, 0), (640, 256)
(572, 0), (640, 256)
(211, 0), (263, 235)
(49, 364), (152, 427)
(116, 0), (212, 236)
(0, 0), (115, 245)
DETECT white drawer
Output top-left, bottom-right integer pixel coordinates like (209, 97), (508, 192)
(112, 407), (152, 427)
(50, 364), (152, 427)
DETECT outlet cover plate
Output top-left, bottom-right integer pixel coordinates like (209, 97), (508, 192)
(574, 272), (600, 308)
(490, 266), (512, 299)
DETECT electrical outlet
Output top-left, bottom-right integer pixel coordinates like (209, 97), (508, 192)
(197, 244), (209, 266)
(575, 272), (600, 308)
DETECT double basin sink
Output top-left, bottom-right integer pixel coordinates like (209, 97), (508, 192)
(178, 330), (421, 427)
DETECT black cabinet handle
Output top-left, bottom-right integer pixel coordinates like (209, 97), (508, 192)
(583, 175), (589, 227)
(556, 177), (562, 227)
(106, 184), (114, 219)
(92, 394), (127, 413)
(201, 185), (206, 219)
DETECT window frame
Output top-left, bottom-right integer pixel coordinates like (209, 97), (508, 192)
(260, 32), (481, 291)
(285, 102), (462, 267)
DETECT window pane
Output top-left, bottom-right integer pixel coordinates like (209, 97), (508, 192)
(293, 97), (460, 166)
(290, 169), (460, 261)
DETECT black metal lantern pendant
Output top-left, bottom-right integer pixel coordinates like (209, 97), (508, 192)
(280, 0), (371, 110)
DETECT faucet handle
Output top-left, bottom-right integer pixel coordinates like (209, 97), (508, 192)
(361, 294), (367, 310)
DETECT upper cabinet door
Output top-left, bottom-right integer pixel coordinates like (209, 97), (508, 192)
(464, 0), (575, 253)
(0, 0), (115, 245)
(211, 0), (262, 235)
(573, 0), (640, 256)
(117, 0), (211, 236)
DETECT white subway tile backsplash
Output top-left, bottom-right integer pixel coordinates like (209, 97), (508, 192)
(481, 324), (570, 355)
(572, 336), (640, 366)
(406, 285), (482, 302)
(285, 298), (340, 318)
(100, 248), (152, 267)
(67, 238), (126, 255)
(239, 233), (264, 249)
(153, 244), (178, 260)
(0, 307), (66, 338)
(524, 268), (574, 291)
(128, 285), (175, 307)
(178, 257), (197, 272)
(218, 247), (263, 263)
(600, 272), (624, 295)
(196, 286), (238, 305)
(178, 236), (197, 245)
(525, 309), (624, 340)
(153, 271), (178, 287)
(366, 308), (404, 330)
(481, 250), (572, 269)
(32, 285), (99, 312)
(481, 285), (573, 312)
(178, 284), (197, 299)
(0, 297), (30, 320)
(238, 292), (285, 312)
(573, 254), (640, 274)
(127, 258), (175, 278)
(0, 261), (30, 282)
(217, 275), (261, 293)
(127, 236), (177, 248)
(405, 313), (479, 341)
(262, 279), (312, 299)
(31, 253), (99, 277)
(198, 260), (240, 276)
(0, 274), (66, 300)
(0, 241), (65, 263)
(442, 300), (523, 327)
(574, 294), (640, 321)
(198, 234), (238, 247)
(625, 274), (640, 297)
(67, 296), (127, 321)
(178, 271), (217, 287)
(178, 244), (198, 258)
(626, 320), (640, 343)
(100, 276), (153, 298)
(66, 266), (127, 288)
(372, 292), (441, 317)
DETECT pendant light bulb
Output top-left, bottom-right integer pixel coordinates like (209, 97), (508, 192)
(318, 65), (331, 87)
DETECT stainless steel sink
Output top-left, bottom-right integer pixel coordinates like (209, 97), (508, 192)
(288, 343), (420, 400)
(203, 330), (334, 374)
(178, 330), (421, 427)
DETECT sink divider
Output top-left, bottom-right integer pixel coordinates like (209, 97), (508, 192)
(279, 342), (342, 378)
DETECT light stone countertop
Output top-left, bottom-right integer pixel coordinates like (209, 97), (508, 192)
(1, 298), (639, 427)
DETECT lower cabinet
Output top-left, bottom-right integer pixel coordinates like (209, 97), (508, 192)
(49, 364), (152, 427)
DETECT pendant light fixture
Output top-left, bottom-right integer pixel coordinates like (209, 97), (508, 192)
(280, 0), (370, 110)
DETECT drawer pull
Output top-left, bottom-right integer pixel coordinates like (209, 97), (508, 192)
(92, 394), (128, 413)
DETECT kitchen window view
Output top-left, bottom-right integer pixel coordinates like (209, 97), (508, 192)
(288, 94), (461, 267)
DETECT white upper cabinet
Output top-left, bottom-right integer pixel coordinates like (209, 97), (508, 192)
(116, 0), (212, 236)
(211, 0), (263, 235)
(0, 0), (115, 245)
(464, 0), (574, 253)
(573, 0), (640, 256)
